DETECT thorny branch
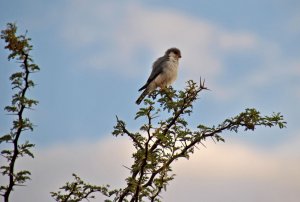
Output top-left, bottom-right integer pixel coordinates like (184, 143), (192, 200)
(113, 78), (285, 202)
(1, 23), (39, 202)
(53, 77), (286, 202)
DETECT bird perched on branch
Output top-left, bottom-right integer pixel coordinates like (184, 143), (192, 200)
(136, 47), (182, 105)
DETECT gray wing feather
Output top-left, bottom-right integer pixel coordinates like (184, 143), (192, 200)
(138, 56), (167, 91)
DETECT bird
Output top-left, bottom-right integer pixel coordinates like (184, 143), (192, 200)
(136, 47), (181, 105)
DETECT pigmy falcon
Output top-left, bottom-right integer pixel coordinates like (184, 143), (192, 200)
(136, 47), (182, 105)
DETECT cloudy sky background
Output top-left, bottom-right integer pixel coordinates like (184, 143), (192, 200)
(0, 0), (299, 201)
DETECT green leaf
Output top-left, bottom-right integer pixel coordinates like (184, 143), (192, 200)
(0, 134), (13, 143)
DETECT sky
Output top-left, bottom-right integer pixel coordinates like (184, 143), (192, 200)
(0, 0), (300, 201)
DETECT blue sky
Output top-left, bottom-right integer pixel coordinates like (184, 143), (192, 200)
(1, 1), (300, 201)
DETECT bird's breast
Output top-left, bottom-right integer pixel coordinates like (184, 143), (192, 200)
(165, 61), (178, 83)
(155, 60), (178, 88)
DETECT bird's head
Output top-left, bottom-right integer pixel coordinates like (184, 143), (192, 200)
(166, 47), (182, 59)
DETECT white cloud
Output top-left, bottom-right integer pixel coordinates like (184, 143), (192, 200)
(6, 134), (300, 202)
(163, 139), (300, 202)
(59, 1), (259, 83)
(218, 31), (258, 50)
(58, 1), (300, 103)
(8, 137), (133, 202)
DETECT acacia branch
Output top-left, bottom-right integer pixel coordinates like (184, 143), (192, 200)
(1, 23), (39, 202)
(150, 78), (208, 154)
(116, 116), (144, 151)
(4, 53), (31, 202)
(54, 77), (286, 202)
(130, 109), (154, 202)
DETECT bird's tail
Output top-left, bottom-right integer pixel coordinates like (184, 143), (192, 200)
(136, 89), (149, 105)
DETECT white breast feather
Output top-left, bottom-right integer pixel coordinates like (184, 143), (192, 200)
(154, 57), (178, 88)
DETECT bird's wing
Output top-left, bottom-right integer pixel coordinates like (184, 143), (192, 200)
(138, 56), (166, 91)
